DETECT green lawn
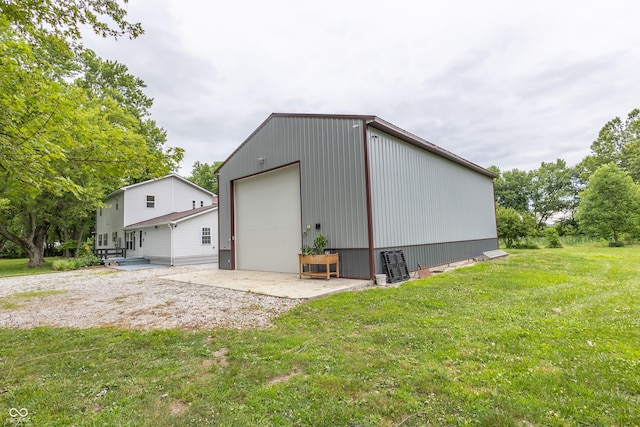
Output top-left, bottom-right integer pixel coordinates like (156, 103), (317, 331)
(0, 257), (61, 278)
(1, 247), (639, 426)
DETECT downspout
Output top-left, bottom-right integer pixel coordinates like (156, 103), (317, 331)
(167, 223), (175, 266)
(362, 119), (376, 279)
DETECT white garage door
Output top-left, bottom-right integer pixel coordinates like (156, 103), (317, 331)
(234, 165), (301, 273)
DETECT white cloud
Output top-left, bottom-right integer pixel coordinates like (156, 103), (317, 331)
(85, 0), (640, 175)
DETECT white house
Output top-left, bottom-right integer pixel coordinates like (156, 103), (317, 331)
(95, 174), (218, 266)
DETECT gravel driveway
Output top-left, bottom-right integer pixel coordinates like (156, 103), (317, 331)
(0, 264), (301, 330)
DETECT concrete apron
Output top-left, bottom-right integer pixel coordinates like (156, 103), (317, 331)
(161, 269), (372, 300)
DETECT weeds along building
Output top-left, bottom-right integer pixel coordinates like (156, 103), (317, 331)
(216, 113), (498, 279)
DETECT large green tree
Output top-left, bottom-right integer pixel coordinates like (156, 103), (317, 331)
(578, 109), (640, 183)
(575, 163), (640, 246)
(490, 166), (532, 213)
(0, 2), (182, 267)
(529, 159), (576, 228)
(188, 161), (223, 194)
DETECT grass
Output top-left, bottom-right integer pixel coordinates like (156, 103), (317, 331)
(0, 258), (62, 278)
(1, 246), (639, 425)
(0, 290), (68, 310)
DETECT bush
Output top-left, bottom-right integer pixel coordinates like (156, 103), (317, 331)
(52, 254), (101, 271)
(545, 227), (563, 248)
(52, 259), (79, 271)
(77, 254), (101, 267)
(512, 241), (540, 249)
(496, 206), (537, 248)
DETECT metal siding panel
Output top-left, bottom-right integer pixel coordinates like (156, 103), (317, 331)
(374, 238), (498, 274)
(369, 129), (497, 248)
(219, 116), (370, 260)
(330, 249), (370, 279)
(219, 249), (232, 269)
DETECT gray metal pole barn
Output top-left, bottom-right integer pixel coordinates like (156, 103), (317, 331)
(216, 113), (498, 280)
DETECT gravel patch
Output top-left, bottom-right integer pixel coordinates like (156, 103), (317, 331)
(0, 264), (301, 330)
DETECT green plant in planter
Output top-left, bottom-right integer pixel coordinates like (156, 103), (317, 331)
(313, 234), (328, 254)
(300, 245), (314, 255)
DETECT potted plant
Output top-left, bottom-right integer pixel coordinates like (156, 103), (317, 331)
(298, 234), (339, 279)
(313, 234), (328, 255)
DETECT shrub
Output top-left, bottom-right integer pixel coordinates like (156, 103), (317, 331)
(52, 259), (78, 271)
(496, 206), (537, 248)
(545, 227), (563, 248)
(512, 241), (540, 249)
(77, 254), (101, 267)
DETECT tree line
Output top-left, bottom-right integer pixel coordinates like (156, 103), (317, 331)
(492, 109), (640, 248)
(0, 1), (183, 267)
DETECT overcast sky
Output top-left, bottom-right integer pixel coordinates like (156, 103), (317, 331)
(85, 0), (640, 176)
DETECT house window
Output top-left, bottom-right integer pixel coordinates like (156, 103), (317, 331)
(201, 227), (211, 245)
(139, 230), (143, 248)
(116, 198), (119, 210)
(104, 233), (108, 246)
(98, 234), (103, 246)
(146, 195), (155, 208)
(99, 207), (102, 216)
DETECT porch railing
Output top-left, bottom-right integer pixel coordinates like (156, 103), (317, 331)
(93, 248), (126, 259)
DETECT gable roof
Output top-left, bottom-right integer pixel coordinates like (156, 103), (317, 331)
(217, 113), (497, 178)
(107, 173), (215, 199)
(123, 205), (217, 229)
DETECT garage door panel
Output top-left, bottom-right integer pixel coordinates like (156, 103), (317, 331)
(235, 165), (301, 273)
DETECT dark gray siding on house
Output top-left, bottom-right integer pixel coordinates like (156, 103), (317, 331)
(218, 115), (371, 272)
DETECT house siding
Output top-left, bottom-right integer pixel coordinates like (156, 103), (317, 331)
(142, 226), (171, 262)
(173, 211), (218, 263)
(124, 176), (212, 227)
(96, 195), (125, 248)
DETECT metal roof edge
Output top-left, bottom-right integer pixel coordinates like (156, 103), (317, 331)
(216, 113), (377, 175)
(123, 206), (218, 229)
(367, 117), (498, 178)
(107, 174), (215, 199)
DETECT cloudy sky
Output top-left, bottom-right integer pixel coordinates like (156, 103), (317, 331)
(85, 0), (640, 175)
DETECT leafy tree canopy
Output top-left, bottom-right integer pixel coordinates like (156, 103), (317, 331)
(491, 166), (532, 213)
(188, 161), (223, 194)
(495, 205), (537, 248)
(0, 0), (143, 48)
(575, 163), (640, 246)
(579, 109), (640, 183)
(529, 159), (576, 228)
(0, 3), (182, 267)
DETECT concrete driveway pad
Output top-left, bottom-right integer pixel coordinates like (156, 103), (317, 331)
(161, 268), (371, 299)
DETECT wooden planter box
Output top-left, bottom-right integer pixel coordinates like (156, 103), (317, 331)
(299, 253), (339, 280)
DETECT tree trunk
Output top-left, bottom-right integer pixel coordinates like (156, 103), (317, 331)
(613, 230), (619, 246)
(74, 223), (85, 256)
(25, 243), (46, 268)
(0, 220), (49, 268)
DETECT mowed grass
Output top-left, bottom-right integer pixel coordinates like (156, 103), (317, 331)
(0, 258), (61, 278)
(1, 246), (639, 426)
